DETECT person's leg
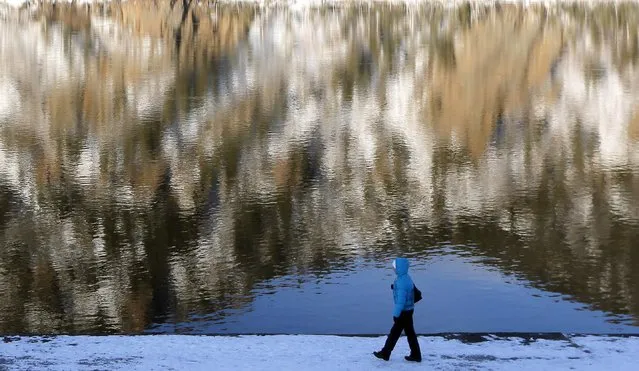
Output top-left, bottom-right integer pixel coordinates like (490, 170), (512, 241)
(381, 316), (405, 356)
(403, 310), (421, 359)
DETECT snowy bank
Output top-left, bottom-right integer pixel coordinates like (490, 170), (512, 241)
(2, 334), (639, 370)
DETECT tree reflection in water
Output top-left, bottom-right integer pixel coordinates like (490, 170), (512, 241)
(0, 2), (638, 334)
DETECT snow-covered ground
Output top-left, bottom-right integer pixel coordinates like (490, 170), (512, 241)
(2, 334), (638, 370)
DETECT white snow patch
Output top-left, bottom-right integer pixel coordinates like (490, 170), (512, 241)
(1, 335), (638, 370)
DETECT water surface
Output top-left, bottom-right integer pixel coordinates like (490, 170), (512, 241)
(1, 2), (639, 334)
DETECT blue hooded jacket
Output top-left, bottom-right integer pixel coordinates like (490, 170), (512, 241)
(392, 258), (415, 317)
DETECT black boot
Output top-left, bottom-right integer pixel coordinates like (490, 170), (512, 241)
(404, 355), (421, 362)
(373, 351), (389, 361)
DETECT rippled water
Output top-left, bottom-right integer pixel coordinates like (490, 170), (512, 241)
(1, 2), (639, 335)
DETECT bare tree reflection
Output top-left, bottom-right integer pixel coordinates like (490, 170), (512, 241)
(0, 3), (638, 333)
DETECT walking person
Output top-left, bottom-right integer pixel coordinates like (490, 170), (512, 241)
(374, 257), (422, 362)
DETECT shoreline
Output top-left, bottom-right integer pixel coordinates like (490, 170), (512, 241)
(4, 332), (639, 339)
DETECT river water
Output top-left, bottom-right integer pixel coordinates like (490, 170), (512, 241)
(1, 2), (639, 335)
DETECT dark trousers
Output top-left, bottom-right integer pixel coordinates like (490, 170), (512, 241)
(382, 310), (421, 357)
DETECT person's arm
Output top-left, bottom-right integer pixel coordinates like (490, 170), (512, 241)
(393, 283), (407, 318)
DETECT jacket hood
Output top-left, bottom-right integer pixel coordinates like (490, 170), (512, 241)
(394, 258), (409, 276)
